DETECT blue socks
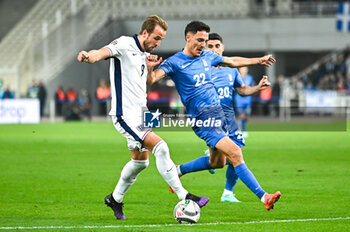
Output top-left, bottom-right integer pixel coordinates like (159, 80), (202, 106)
(179, 156), (212, 175)
(241, 119), (246, 132)
(180, 156), (265, 200)
(225, 163), (238, 191)
(234, 163), (265, 199)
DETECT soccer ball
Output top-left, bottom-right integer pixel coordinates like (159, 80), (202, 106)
(173, 199), (200, 224)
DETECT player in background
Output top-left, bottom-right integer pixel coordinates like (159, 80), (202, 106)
(77, 15), (208, 220)
(177, 33), (272, 203)
(147, 21), (281, 211)
(234, 66), (254, 138)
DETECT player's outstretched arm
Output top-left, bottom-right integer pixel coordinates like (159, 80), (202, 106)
(236, 75), (271, 96)
(146, 55), (166, 85)
(77, 48), (110, 63)
(223, 55), (276, 68)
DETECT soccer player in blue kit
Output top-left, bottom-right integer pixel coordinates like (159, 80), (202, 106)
(147, 21), (281, 211)
(234, 66), (254, 138)
(179, 33), (275, 203)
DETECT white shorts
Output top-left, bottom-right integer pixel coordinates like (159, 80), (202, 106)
(112, 115), (152, 152)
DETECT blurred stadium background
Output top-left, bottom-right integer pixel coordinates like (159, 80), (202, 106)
(0, 0), (349, 123)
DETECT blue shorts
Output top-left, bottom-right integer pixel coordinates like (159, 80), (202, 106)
(191, 106), (227, 149)
(222, 110), (246, 148)
(235, 103), (252, 115)
(223, 108), (239, 133)
(228, 130), (246, 148)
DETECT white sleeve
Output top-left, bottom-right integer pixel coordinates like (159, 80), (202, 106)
(103, 36), (128, 57)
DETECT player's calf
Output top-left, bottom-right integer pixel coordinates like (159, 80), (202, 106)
(205, 149), (216, 174)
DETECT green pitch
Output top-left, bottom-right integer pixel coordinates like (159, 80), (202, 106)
(0, 122), (349, 231)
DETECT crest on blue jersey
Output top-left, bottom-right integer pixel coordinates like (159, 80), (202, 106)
(202, 59), (208, 67)
(143, 109), (161, 128)
(202, 59), (210, 71)
(229, 74), (233, 81)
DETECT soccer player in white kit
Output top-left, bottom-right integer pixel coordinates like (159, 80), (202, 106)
(77, 15), (208, 220)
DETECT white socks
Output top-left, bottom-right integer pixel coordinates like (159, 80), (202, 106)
(112, 140), (188, 203)
(113, 159), (149, 203)
(176, 165), (183, 176)
(153, 140), (188, 200)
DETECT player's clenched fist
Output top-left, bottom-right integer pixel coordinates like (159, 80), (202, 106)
(77, 51), (90, 63)
(258, 75), (271, 89)
(146, 55), (163, 68)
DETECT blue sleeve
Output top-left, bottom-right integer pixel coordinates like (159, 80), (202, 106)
(206, 50), (224, 66)
(158, 59), (174, 77)
(233, 69), (244, 88)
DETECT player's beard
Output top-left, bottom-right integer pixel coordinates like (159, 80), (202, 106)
(143, 40), (154, 53)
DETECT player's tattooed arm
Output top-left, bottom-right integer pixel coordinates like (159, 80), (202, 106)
(77, 48), (110, 63)
(223, 55), (276, 68)
(146, 55), (166, 85)
(236, 75), (271, 96)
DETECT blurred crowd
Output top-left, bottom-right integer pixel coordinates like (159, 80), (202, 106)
(27, 80), (47, 116)
(54, 79), (110, 120)
(0, 78), (111, 120)
(297, 46), (350, 94)
(1, 45), (350, 120)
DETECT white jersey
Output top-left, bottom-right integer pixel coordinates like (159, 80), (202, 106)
(104, 35), (149, 117)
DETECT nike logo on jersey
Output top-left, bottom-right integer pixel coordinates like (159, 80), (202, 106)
(132, 53), (137, 56)
(181, 63), (191, 69)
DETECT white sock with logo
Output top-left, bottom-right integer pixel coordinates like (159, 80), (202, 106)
(153, 140), (188, 200)
(113, 159), (149, 203)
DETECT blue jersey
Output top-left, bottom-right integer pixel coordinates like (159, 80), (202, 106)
(212, 67), (243, 134)
(159, 50), (224, 117)
(234, 74), (254, 106)
(212, 67), (243, 109)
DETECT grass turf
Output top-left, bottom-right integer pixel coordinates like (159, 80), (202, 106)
(0, 121), (349, 231)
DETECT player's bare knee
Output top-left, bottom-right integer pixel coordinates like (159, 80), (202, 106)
(226, 150), (243, 165)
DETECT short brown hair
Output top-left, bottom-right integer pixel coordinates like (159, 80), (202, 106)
(184, 21), (210, 38)
(208, 33), (223, 43)
(140, 15), (168, 34)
